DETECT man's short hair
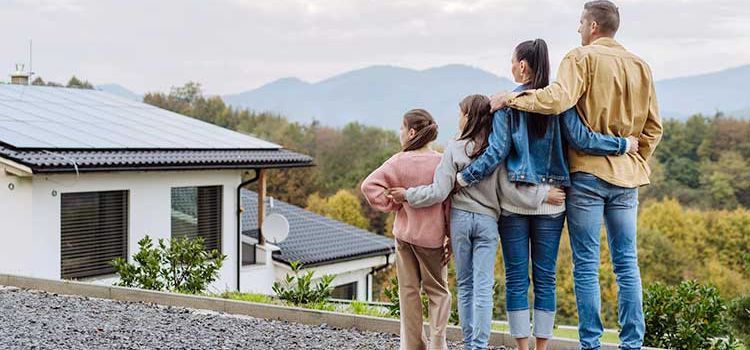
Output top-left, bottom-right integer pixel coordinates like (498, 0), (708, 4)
(584, 0), (620, 35)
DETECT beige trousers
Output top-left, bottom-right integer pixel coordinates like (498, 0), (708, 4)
(396, 239), (451, 350)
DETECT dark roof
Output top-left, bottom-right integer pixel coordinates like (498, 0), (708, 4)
(0, 85), (313, 172)
(241, 190), (394, 267)
(0, 146), (313, 173)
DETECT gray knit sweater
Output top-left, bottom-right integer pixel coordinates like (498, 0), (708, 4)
(406, 139), (562, 219)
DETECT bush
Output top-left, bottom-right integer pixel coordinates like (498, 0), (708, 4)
(728, 295), (750, 346)
(112, 235), (226, 294)
(644, 281), (738, 350)
(382, 275), (402, 317)
(272, 261), (335, 306)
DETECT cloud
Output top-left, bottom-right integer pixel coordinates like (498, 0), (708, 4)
(0, 0), (747, 94)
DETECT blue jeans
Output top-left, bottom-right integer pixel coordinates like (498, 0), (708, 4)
(450, 209), (499, 350)
(499, 211), (564, 339)
(566, 172), (644, 350)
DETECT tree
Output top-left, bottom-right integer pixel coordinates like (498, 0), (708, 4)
(306, 190), (370, 229)
(66, 76), (94, 89)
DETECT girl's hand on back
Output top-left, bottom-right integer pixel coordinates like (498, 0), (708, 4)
(386, 187), (407, 204)
(545, 187), (566, 206)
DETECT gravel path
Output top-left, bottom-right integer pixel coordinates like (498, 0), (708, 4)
(0, 286), (507, 350)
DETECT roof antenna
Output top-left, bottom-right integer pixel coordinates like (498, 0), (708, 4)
(28, 39), (34, 80)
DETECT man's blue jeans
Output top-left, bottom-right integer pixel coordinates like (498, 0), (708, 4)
(450, 209), (499, 350)
(566, 172), (645, 350)
(499, 211), (564, 339)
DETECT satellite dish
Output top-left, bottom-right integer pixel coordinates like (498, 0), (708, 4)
(262, 213), (289, 244)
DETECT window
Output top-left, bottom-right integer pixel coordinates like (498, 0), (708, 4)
(61, 190), (128, 279)
(331, 282), (358, 300)
(171, 186), (222, 252)
(242, 242), (256, 265)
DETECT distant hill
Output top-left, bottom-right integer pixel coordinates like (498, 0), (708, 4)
(223, 64), (517, 141)
(102, 63), (750, 139)
(655, 64), (750, 119)
(222, 64), (750, 138)
(97, 83), (141, 101)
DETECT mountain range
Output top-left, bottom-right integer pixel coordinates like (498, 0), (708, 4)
(101, 64), (750, 141)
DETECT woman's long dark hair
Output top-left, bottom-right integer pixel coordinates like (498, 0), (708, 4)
(458, 95), (493, 159)
(515, 39), (551, 138)
(402, 109), (438, 152)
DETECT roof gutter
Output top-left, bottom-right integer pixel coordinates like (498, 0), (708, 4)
(30, 162), (314, 174)
(0, 156), (33, 177)
(236, 170), (260, 291)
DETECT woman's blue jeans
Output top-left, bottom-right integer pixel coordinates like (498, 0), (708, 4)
(499, 211), (564, 339)
(450, 209), (499, 350)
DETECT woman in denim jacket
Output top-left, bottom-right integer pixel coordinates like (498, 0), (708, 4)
(454, 39), (638, 350)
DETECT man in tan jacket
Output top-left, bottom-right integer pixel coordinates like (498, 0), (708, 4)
(493, 1), (663, 349)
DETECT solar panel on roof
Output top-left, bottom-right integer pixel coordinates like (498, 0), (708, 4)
(0, 85), (281, 150)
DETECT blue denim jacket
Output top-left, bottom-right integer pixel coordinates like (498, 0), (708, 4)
(460, 86), (628, 187)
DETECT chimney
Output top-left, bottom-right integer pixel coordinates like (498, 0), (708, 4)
(10, 64), (29, 85)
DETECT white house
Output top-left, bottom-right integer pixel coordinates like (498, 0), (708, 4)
(0, 83), (393, 300)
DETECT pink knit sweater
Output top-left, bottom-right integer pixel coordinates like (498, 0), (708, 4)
(361, 150), (449, 249)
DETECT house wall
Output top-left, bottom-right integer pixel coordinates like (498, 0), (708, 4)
(0, 171), (34, 275)
(16, 169), (242, 291)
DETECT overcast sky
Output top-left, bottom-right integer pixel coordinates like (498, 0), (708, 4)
(1, 0), (748, 95)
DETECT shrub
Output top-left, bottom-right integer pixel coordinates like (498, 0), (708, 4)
(112, 236), (226, 294)
(728, 295), (750, 346)
(382, 275), (401, 317)
(644, 281), (738, 350)
(272, 261), (335, 306)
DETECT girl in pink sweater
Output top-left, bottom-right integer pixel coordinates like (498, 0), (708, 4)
(361, 109), (451, 350)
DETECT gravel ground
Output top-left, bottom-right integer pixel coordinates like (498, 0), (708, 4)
(0, 286), (507, 350)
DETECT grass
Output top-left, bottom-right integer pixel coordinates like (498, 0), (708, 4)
(491, 322), (620, 344)
(349, 301), (390, 318)
(219, 291), (275, 304)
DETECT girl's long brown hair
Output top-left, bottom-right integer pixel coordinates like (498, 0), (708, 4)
(402, 109), (438, 152)
(458, 95), (493, 159)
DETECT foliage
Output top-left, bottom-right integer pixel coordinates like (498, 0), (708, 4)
(111, 236), (226, 294)
(66, 76), (94, 89)
(639, 199), (750, 299)
(29, 75), (88, 88)
(272, 261), (335, 306)
(643, 114), (750, 209)
(350, 301), (389, 318)
(644, 281), (738, 350)
(220, 291), (275, 304)
(382, 275), (401, 317)
(728, 295), (750, 346)
(306, 190), (371, 229)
